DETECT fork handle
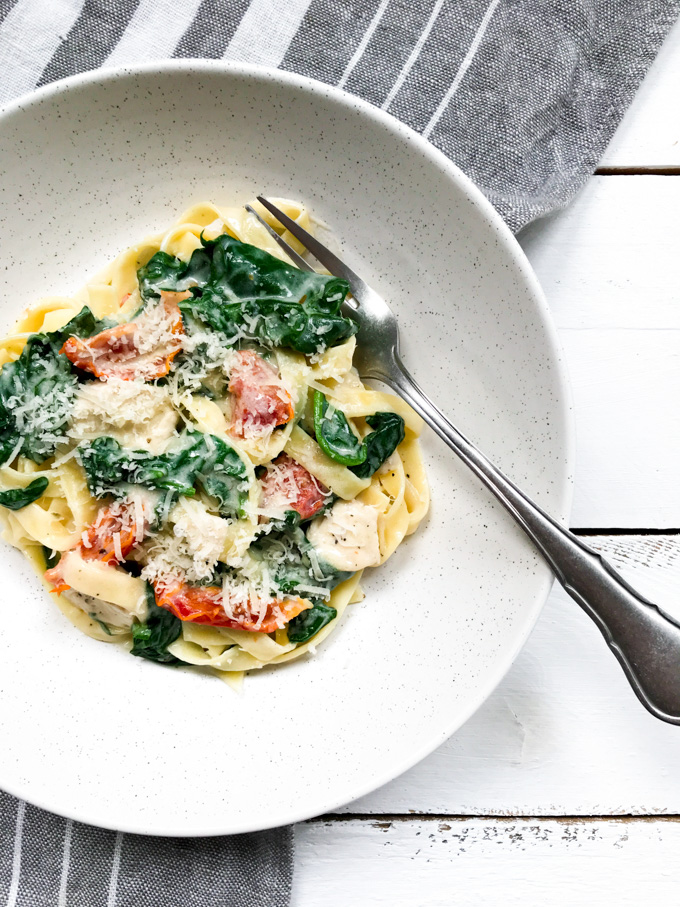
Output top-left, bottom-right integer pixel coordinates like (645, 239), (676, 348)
(385, 355), (680, 725)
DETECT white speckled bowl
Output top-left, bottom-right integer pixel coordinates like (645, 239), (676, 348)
(0, 62), (573, 835)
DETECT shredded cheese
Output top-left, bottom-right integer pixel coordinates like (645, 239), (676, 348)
(68, 378), (178, 454)
(141, 498), (231, 586)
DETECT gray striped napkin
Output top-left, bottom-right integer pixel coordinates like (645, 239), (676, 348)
(0, 0), (678, 904)
(0, 792), (292, 906)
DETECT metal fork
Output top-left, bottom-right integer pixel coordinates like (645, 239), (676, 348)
(251, 196), (680, 725)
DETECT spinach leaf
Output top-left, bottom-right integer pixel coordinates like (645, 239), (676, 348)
(131, 584), (185, 665)
(199, 436), (249, 516)
(250, 513), (350, 598)
(48, 307), (112, 347)
(313, 391), (366, 466)
(42, 545), (60, 570)
(184, 293), (357, 355)
(89, 612), (112, 636)
(351, 412), (405, 479)
(137, 249), (211, 299)
(0, 476), (48, 510)
(0, 306), (109, 465)
(81, 434), (199, 497)
(139, 234), (357, 355)
(80, 431), (248, 518)
(312, 399), (405, 476)
(287, 602), (337, 644)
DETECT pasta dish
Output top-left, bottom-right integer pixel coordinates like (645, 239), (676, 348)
(0, 201), (429, 686)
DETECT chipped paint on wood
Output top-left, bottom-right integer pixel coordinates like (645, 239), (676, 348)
(588, 535), (680, 573)
(295, 818), (680, 904)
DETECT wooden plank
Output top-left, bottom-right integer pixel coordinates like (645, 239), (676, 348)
(337, 535), (680, 816)
(562, 329), (680, 528)
(601, 17), (680, 167)
(520, 176), (680, 527)
(294, 817), (680, 906)
(521, 176), (680, 330)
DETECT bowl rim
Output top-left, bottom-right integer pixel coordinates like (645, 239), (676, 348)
(0, 59), (575, 835)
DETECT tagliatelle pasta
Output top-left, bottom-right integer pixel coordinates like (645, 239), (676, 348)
(0, 200), (429, 684)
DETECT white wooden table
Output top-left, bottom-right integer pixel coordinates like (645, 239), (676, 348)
(292, 19), (680, 905)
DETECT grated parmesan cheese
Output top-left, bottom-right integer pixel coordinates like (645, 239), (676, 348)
(5, 435), (24, 467)
(258, 458), (303, 518)
(68, 378), (178, 454)
(112, 531), (123, 563)
(141, 498), (231, 585)
(132, 494), (146, 544)
(4, 360), (76, 458)
(167, 329), (241, 400)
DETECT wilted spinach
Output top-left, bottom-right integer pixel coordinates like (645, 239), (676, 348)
(0, 306), (109, 465)
(351, 412), (405, 479)
(89, 613), (112, 636)
(138, 233), (357, 355)
(313, 394), (405, 476)
(130, 584), (185, 665)
(0, 476), (49, 510)
(137, 250), (210, 299)
(313, 391), (366, 466)
(287, 602), (337, 643)
(250, 512), (350, 599)
(80, 430), (248, 518)
(42, 545), (61, 570)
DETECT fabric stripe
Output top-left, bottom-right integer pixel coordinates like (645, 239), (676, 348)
(385, 0), (496, 134)
(57, 820), (73, 907)
(0, 0), (20, 26)
(335, 0), (445, 107)
(104, 0), (203, 66)
(15, 804), (67, 907)
(64, 822), (114, 907)
(0, 0), (84, 105)
(337, 0), (390, 88)
(6, 800), (25, 907)
(36, 0), (142, 88)
(173, 0), (249, 58)
(423, 0), (500, 138)
(0, 792), (17, 903)
(107, 831), (123, 907)
(381, 0), (445, 110)
(280, 0), (394, 85)
(224, 0), (312, 67)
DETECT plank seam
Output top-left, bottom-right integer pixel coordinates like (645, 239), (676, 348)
(595, 166), (680, 175)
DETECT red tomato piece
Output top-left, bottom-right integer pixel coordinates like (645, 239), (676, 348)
(155, 579), (310, 633)
(228, 350), (294, 439)
(260, 453), (329, 520)
(78, 503), (142, 566)
(44, 500), (149, 593)
(61, 293), (186, 381)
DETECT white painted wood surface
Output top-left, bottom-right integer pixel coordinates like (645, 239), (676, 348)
(293, 24), (680, 904)
(521, 177), (680, 528)
(295, 818), (680, 906)
(343, 536), (680, 816)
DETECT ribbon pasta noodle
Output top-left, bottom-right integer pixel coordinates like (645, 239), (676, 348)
(0, 200), (429, 685)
